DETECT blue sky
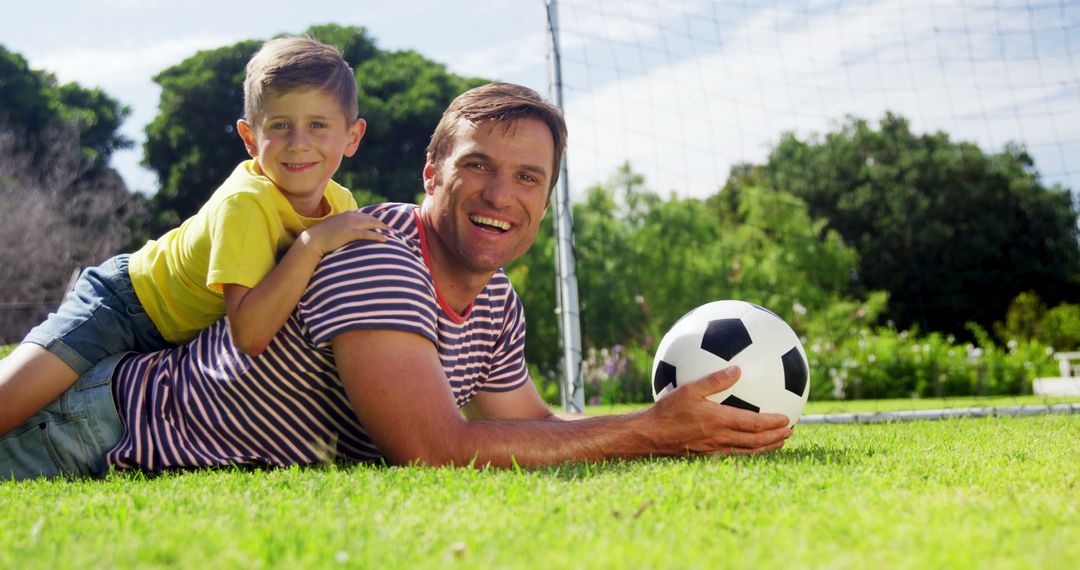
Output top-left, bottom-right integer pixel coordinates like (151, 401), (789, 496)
(3, 0), (1078, 199)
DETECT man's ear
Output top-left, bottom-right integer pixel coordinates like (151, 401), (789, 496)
(422, 153), (438, 196)
(343, 118), (367, 157)
(236, 119), (258, 158)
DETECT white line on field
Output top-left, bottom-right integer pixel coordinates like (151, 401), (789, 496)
(800, 403), (1080, 424)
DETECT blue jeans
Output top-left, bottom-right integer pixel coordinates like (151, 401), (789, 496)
(23, 254), (170, 375)
(0, 353), (127, 481)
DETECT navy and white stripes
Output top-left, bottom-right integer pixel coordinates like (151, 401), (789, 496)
(107, 203), (529, 472)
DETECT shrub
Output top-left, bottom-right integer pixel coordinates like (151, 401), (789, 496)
(807, 325), (1058, 401)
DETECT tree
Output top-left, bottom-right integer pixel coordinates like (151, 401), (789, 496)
(737, 113), (1080, 337)
(0, 45), (144, 342)
(0, 44), (132, 182)
(508, 163), (876, 399)
(0, 116), (144, 343)
(142, 24), (485, 233)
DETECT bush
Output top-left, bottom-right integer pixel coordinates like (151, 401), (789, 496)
(807, 325), (1058, 401)
(540, 322), (1060, 406)
(996, 291), (1080, 351)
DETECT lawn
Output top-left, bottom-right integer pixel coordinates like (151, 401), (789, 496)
(1, 410), (1076, 568)
(2, 344), (1079, 568)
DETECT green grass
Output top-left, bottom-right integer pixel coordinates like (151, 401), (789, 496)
(588, 393), (1080, 416)
(1, 411), (1077, 568)
(3, 343), (1079, 568)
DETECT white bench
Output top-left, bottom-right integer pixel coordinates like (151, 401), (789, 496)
(1033, 352), (1080, 396)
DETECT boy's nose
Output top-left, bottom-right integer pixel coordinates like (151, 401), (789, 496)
(287, 131), (311, 151)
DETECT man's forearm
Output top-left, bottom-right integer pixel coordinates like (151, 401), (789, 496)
(442, 410), (655, 467)
(395, 388), (790, 468)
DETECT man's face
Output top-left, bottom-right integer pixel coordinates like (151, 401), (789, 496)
(237, 88), (365, 216)
(423, 117), (554, 278)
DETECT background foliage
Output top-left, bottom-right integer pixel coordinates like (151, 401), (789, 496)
(733, 113), (1080, 338)
(0, 46), (145, 342)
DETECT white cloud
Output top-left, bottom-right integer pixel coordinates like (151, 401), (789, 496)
(33, 35), (237, 96)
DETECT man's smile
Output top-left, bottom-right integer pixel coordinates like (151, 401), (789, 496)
(469, 214), (512, 233)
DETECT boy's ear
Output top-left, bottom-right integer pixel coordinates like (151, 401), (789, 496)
(236, 119), (259, 158)
(343, 118), (367, 158)
(422, 153), (438, 195)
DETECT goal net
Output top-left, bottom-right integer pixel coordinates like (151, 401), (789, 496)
(549, 0), (1079, 200)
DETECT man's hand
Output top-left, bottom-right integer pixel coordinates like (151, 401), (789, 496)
(636, 365), (793, 456)
(301, 211), (388, 257)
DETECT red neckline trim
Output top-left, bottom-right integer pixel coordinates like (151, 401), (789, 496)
(414, 209), (472, 324)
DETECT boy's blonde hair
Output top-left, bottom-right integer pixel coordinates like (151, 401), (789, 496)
(243, 36), (358, 123)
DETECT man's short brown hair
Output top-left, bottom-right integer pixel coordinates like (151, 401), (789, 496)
(427, 82), (568, 193)
(243, 36), (358, 123)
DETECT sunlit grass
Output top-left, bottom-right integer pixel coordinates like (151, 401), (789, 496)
(2, 414), (1077, 569)
(3, 343), (1079, 568)
(585, 394), (1080, 416)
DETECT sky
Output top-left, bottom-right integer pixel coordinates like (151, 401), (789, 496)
(3, 0), (1078, 200)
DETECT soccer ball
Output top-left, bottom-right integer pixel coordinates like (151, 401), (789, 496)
(651, 300), (810, 427)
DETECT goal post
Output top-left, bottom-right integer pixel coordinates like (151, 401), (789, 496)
(546, 0), (585, 413)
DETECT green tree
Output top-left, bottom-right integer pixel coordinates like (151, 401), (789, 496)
(509, 163), (877, 401)
(142, 24), (485, 232)
(0, 43), (131, 180)
(740, 113), (1080, 337)
(0, 46), (144, 341)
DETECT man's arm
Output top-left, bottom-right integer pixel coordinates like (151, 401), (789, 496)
(332, 328), (792, 468)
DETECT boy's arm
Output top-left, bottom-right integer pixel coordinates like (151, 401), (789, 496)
(223, 211), (387, 356)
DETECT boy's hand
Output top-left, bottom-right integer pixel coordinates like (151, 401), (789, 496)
(302, 211), (389, 257)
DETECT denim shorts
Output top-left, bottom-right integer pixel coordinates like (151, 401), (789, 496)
(0, 352), (128, 481)
(23, 254), (171, 375)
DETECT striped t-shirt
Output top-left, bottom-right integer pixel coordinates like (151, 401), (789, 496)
(106, 203), (530, 472)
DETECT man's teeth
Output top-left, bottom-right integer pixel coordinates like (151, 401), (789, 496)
(470, 215), (511, 231)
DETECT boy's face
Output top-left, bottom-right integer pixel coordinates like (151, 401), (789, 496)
(237, 88), (364, 216)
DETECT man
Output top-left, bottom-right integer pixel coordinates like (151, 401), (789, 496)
(0, 83), (791, 479)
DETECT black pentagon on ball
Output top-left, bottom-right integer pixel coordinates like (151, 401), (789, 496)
(653, 360), (678, 394)
(701, 318), (753, 361)
(720, 394), (761, 413)
(782, 347), (808, 396)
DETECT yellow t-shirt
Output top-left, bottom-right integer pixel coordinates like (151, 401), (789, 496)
(129, 159), (359, 344)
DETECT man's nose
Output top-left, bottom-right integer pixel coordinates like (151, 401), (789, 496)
(482, 171), (514, 207)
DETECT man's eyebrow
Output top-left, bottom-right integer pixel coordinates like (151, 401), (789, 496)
(459, 152), (549, 179)
(520, 164), (549, 180)
(458, 151), (492, 163)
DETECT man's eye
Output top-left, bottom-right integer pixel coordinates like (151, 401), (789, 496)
(467, 162), (489, 171)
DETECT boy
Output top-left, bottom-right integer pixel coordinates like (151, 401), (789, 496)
(0, 36), (386, 435)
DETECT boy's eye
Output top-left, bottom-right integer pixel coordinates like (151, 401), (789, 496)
(270, 122), (290, 130)
(311, 121), (326, 129)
